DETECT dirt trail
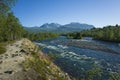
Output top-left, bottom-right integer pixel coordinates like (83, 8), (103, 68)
(0, 39), (26, 80)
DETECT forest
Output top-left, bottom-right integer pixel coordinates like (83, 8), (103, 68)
(0, 0), (25, 42)
(24, 32), (59, 41)
(0, 0), (59, 54)
(0, 0), (59, 42)
(66, 24), (120, 42)
(66, 32), (82, 39)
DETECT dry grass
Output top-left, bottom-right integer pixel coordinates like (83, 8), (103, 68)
(0, 41), (15, 54)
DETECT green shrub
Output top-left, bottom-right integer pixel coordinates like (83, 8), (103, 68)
(0, 46), (6, 54)
(109, 72), (120, 80)
(0, 41), (15, 55)
(47, 52), (60, 61)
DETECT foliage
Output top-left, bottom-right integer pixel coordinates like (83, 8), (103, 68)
(0, 46), (6, 54)
(0, 41), (15, 54)
(0, 0), (25, 42)
(0, 0), (16, 15)
(66, 32), (82, 39)
(47, 52), (60, 61)
(80, 67), (102, 80)
(86, 67), (102, 80)
(109, 72), (120, 80)
(22, 54), (68, 80)
(0, 12), (25, 42)
(81, 25), (120, 42)
(24, 32), (59, 41)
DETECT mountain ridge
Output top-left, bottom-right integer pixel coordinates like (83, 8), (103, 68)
(24, 22), (95, 33)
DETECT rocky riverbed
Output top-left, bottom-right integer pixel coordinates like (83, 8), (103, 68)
(61, 39), (120, 54)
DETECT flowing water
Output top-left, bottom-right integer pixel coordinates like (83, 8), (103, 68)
(35, 36), (120, 80)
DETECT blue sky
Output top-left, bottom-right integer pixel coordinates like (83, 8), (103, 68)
(13, 0), (120, 27)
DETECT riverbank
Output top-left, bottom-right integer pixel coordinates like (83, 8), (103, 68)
(61, 39), (120, 54)
(0, 38), (71, 80)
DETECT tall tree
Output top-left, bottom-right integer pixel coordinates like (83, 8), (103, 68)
(0, 0), (16, 15)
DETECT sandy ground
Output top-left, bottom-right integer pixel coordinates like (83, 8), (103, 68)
(0, 39), (26, 80)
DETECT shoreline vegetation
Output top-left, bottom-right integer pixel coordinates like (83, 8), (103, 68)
(66, 24), (120, 43)
(24, 32), (59, 41)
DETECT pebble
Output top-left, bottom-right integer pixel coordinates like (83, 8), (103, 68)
(0, 61), (3, 64)
(0, 73), (3, 75)
(20, 49), (26, 53)
(5, 54), (8, 56)
(5, 56), (8, 59)
(0, 57), (2, 59)
(15, 51), (19, 53)
(14, 60), (18, 62)
(4, 70), (13, 74)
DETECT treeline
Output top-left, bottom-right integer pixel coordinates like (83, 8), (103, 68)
(81, 25), (120, 42)
(66, 25), (120, 42)
(0, 13), (25, 42)
(0, 0), (59, 42)
(24, 32), (59, 41)
(0, 0), (25, 42)
(66, 32), (82, 39)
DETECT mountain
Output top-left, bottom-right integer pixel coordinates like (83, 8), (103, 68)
(40, 23), (61, 28)
(63, 22), (94, 29)
(24, 22), (95, 33)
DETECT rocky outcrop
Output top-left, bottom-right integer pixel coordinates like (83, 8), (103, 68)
(0, 38), (71, 80)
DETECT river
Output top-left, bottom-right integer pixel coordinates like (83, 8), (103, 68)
(35, 36), (120, 80)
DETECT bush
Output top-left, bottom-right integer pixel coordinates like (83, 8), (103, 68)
(0, 46), (6, 54)
(109, 72), (120, 80)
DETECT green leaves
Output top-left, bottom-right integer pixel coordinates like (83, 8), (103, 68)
(109, 72), (120, 80)
(0, 0), (16, 15)
(25, 32), (59, 41)
(0, 12), (25, 42)
(0, 0), (25, 42)
(66, 32), (82, 39)
(0, 46), (6, 54)
(81, 25), (120, 42)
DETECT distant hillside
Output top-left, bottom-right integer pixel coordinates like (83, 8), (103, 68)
(24, 22), (95, 33)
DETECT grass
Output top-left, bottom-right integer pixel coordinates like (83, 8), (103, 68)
(0, 41), (15, 55)
(109, 72), (120, 80)
(21, 39), (69, 80)
(47, 52), (60, 61)
(22, 53), (67, 80)
(0, 46), (6, 54)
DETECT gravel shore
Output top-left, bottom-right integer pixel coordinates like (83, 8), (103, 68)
(62, 40), (120, 54)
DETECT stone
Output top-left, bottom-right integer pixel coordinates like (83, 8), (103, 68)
(20, 49), (26, 53)
(4, 70), (13, 74)
(5, 54), (8, 56)
(10, 44), (13, 46)
(0, 61), (3, 64)
(15, 51), (19, 53)
(0, 57), (2, 59)
(11, 54), (15, 57)
(11, 54), (19, 57)
(14, 60), (18, 62)
(0, 73), (3, 75)
(16, 45), (19, 47)
(5, 56), (8, 59)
